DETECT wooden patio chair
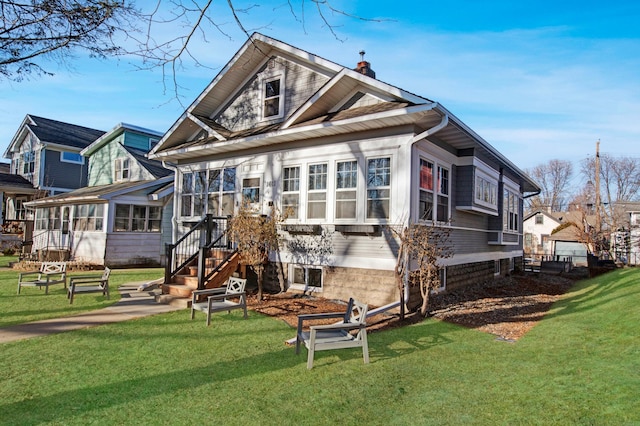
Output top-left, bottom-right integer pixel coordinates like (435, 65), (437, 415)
(17, 262), (67, 294)
(296, 298), (369, 369)
(67, 267), (111, 304)
(190, 277), (248, 326)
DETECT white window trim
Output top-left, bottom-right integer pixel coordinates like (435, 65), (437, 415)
(60, 151), (85, 165)
(260, 73), (285, 121)
(114, 157), (131, 182)
(418, 154), (451, 223)
(306, 162), (328, 221)
(282, 165), (301, 221)
(242, 174), (263, 206)
(334, 159), (359, 222)
(366, 156), (392, 222)
(289, 264), (323, 293)
(503, 177), (521, 234)
(475, 169), (498, 209)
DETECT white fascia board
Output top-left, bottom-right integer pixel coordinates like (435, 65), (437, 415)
(101, 176), (174, 200)
(4, 117), (34, 158)
(148, 112), (189, 157)
(151, 104), (438, 160)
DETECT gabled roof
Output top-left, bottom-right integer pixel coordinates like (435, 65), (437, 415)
(149, 33), (539, 194)
(123, 146), (172, 179)
(4, 115), (105, 158)
(24, 176), (174, 207)
(81, 122), (164, 157)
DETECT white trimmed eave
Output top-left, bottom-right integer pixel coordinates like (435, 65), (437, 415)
(187, 113), (227, 141)
(151, 103), (440, 161)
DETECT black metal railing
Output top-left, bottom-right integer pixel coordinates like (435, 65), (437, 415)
(164, 215), (230, 285)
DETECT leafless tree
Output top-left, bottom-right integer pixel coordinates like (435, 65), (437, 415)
(581, 153), (640, 231)
(526, 159), (574, 213)
(0, 0), (139, 80)
(393, 222), (453, 317)
(2, 0), (380, 91)
(228, 200), (286, 301)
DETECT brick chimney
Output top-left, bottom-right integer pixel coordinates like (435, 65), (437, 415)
(354, 50), (376, 78)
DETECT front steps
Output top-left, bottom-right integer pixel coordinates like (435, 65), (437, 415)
(158, 250), (242, 307)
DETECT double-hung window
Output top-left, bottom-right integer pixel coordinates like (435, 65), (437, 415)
(419, 159), (434, 220)
(307, 163), (327, 219)
(208, 167), (236, 216)
(242, 177), (261, 204)
(336, 160), (358, 219)
(419, 158), (450, 222)
(282, 166), (300, 218)
(114, 158), (130, 182)
(503, 187), (520, 232)
(437, 166), (450, 222)
(22, 151), (35, 174)
(262, 75), (284, 120)
(181, 171), (206, 217)
(367, 157), (390, 219)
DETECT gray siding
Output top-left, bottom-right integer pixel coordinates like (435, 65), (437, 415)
(105, 233), (163, 266)
(43, 149), (87, 189)
(216, 57), (330, 132)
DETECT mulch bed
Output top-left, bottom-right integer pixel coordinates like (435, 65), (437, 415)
(246, 270), (585, 341)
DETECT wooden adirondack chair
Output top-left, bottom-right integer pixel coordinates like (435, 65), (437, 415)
(190, 277), (248, 326)
(296, 298), (369, 369)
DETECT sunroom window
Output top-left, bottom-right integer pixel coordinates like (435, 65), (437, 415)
(336, 160), (358, 219)
(282, 166), (300, 218)
(367, 157), (390, 219)
(307, 163), (327, 219)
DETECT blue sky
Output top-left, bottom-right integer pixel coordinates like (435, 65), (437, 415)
(1, 0), (638, 178)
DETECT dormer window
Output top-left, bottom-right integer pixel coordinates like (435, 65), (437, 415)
(114, 158), (130, 182)
(262, 75), (284, 120)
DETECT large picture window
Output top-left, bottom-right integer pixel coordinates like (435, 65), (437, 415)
(367, 157), (390, 219)
(336, 160), (358, 219)
(282, 166), (300, 218)
(73, 204), (104, 231)
(114, 204), (162, 232)
(307, 163), (327, 219)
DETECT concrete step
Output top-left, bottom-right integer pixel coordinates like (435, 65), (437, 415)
(155, 293), (191, 308)
(162, 283), (194, 298)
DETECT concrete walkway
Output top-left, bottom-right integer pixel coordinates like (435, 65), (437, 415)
(0, 283), (184, 344)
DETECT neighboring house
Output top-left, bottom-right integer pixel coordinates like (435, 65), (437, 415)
(524, 209), (597, 266)
(611, 202), (640, 265)
(25, 123), (173, 266)
(149, 33), (540, 307)
(2, 115), (106, 221)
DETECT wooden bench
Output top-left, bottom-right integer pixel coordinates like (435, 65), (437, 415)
(17, 262), (67, 295)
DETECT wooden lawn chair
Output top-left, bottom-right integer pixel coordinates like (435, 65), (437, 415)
(67, 267), (111, 304)
(17, 262), (67, 294)
(190, 277), (248, 326)
(296, 298), (369, 369)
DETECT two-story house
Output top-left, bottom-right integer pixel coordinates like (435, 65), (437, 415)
(149, 33), (540, 307)
(25, 123), (173, 266)
(2, 115), (106, 221)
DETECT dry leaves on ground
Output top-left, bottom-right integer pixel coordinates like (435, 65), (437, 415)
(247, 271), (583, 341)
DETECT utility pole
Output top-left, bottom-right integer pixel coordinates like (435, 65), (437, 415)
(595, 140), (602, 251)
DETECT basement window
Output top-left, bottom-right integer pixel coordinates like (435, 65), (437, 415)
(290, 265), (323, 292)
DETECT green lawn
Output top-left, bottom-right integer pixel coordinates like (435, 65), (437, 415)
(1, 268), (639, 425)
(0, 267), (163, 327)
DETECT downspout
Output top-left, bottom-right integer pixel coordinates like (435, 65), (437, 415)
(369, 111), (450, 317)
